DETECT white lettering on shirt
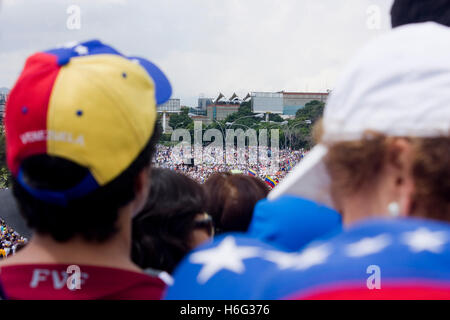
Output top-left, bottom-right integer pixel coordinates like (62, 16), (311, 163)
(29, 269), (50, 288)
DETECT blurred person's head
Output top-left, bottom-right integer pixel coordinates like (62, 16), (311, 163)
(132, 168), (211, 274)
(204, 172), (269, 233)
(12, 132), (160, 243)
(270, 23), (450, 226)
(391, 0), (450, 28)
(316, 124), (449, 225)
(5, 40), (171, 244)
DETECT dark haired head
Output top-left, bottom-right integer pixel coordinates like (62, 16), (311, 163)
(11, 123), (161, 243)
(391, 0), (450, 27)
(131, 168), (208, 274)
(204, 173), (269, 234)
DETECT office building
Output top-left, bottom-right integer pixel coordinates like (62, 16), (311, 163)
(250, 91), (329, 115)
(198, 97), (213, 110)
(207, 103), (240, 121)
(158, 98), (181, 113)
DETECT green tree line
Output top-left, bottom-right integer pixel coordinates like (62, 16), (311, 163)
(165, 100), (325, 150)
(0, 100), (325, 186)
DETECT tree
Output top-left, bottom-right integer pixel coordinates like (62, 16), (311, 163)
(223, 103), (260, 129)
(295, 100), (325, 123)
(224, 103), (253, 122)
(287, 100), (325, 149)
(287, 123), (313, 149)
(164, 100), (324, 151)
(169, 107), (193, 130)
(0, 167), (9, 188)
(268, 113), (283, 122)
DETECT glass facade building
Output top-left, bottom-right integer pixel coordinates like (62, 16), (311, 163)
(251, 92), (284, 114)
(157, 98), (181, 113)
(198, 97), (213, 110)
(251, 92), (329, 115)
(283, 92), (328, 108)
(207, 104), (240, 121)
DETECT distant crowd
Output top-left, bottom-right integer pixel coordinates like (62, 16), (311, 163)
(0, 219), (27, 259)
(0, 145), (304, 261)
(153, 145), (304, 185)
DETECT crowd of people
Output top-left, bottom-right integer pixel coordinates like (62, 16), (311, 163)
(0, 144), (301, 261)
(153, 145), (304, 185)
(0, 219), (27, 259)
(0, 0), (449, 300)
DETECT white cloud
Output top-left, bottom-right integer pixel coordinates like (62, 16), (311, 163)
(2, 0), (25, 7)
(0, 0), (394, 106)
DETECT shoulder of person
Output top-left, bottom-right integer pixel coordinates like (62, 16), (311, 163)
(143, 268), (174, 286)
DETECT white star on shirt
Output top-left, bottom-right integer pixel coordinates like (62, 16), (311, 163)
(401, 228), (447, 253)
(74, 45), (88, 55)
(264, 251), (299, 269)
(345, 234), (391, 257)
(294, 244), (331, 270)
(190, 236), (261, 284)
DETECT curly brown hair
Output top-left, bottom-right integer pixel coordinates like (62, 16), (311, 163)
(315, 121), (450, 222)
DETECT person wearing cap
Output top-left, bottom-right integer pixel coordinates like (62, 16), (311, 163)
(0, 40), (172, 299)
(257, 22), (450, 299)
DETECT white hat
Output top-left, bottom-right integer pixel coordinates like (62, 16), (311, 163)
(269, 22), (450, 208)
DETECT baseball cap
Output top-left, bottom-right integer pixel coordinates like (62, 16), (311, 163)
(5, 40), (172, 206)
(269, 22), (450, 208)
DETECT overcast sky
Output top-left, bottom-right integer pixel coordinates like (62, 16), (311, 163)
(0, 0), (393, 106)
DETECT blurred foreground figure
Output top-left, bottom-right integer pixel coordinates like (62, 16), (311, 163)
(166, 22), (450, 300)
(0, 40), (172, 299)
(165, 196), (341, 300)
(263, 22), (450, 299)
(132, 168), (213, 275)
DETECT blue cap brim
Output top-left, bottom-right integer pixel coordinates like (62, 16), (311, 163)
(46, 40), (172, 106)
(128, 57), (172, 105)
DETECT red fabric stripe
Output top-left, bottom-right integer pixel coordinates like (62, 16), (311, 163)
(287, 282), (450, 300)
(5, 52), (60, 175)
